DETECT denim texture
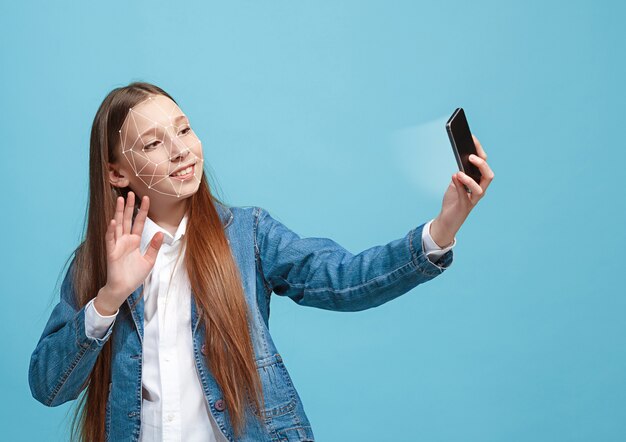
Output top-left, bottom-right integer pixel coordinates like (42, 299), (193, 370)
(29, 202), (453, 441)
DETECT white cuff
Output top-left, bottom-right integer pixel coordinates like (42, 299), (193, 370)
(85, 297), (118, 340)
(422, 219), (457, 263)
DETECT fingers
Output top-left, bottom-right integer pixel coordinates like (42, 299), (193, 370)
(106, 219), (116, 255)
(113, 192), (146, 243)
(132, 195), (150, 236)
(114, 196), (124, 242)
(471, 134), (487, 161)
(468, 154), (495, 192)
(457, 171), (483, 204)
(452, 174), (470, 203)
(143, 231), (164, 266)
(123, 191), (135, 235)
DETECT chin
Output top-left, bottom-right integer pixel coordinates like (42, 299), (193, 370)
(177, 184), (201, 200)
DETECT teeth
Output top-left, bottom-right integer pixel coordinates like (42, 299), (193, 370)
(172, 165), (193, 177)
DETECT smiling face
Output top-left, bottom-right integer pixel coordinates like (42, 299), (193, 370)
(109, 94), (204, 203)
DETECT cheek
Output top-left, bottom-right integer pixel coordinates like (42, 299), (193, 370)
(139, 148), (171, 168)
(185, 134), (203, 155)
(124, 153), (165, 178)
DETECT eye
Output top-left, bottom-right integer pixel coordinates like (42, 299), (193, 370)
(178, 126), (191, 136)
(142, 140), (161, 151)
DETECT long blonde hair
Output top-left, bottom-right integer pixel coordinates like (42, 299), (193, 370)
(69, 82), (264, 441)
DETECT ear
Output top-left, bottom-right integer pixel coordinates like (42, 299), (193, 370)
(107, 162), (131, 188)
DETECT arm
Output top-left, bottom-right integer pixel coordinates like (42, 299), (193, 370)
(422, 218), (456, 264)
(85, 297), (118, 339)
(28, 257), (115, 407)
(253, 207), (453, 312)
(29, 192), (161, 407)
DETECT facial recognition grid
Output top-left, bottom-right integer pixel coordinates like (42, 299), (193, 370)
(118, 95), (204, 197)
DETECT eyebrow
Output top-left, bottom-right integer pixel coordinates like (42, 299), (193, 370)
(138, 114), (189, 138)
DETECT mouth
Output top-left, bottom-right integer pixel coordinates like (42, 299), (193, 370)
(169, 163), (196, 180)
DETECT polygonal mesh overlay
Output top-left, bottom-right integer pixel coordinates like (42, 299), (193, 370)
(119, 95), (204, 197)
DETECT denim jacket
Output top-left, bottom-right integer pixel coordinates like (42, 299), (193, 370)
(29, 202), (453, 441)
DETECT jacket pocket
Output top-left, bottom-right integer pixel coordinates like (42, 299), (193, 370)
(253, 353), (297, 418)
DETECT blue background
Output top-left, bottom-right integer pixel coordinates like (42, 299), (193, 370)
(1, 1), (624, 440)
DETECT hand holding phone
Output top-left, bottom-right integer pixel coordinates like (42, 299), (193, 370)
(430, 108), (494, 248)
(446, 108), (482, 191)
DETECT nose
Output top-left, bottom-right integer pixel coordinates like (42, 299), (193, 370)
(169, 134), (190, 161)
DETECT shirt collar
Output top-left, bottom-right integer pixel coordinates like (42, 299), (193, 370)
(139, 202), (232, 252)
(141, 212), (189, 251)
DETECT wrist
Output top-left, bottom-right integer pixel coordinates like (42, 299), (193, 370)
(430, 217), (455, 248)
(94, 287), (120, 316)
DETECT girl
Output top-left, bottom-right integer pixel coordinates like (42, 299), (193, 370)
(28, 82), (494, 442)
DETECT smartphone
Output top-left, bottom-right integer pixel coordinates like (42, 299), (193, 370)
(446, 108), (482, 189)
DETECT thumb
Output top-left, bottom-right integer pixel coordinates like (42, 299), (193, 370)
(143, 232), (164, 266)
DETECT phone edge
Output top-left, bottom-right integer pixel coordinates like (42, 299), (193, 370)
(446, 109), (465, 174)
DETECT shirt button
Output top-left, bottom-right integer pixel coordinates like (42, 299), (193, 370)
(215, 399), (226, 412)
(167, 414), (175, 422)
(201, 344), (207, 355)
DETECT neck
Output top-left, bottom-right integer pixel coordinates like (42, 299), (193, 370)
(147, 198), (189, 236)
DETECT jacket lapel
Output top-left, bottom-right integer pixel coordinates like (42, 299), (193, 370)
(126, 285), (145, 342)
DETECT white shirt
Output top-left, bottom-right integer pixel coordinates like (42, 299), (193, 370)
(84, 216), (454, 441)
(86, 213), (227, 442)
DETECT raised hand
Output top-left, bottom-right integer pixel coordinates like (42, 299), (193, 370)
(429, 134), (495, 247)
(94, 191), (164, 315)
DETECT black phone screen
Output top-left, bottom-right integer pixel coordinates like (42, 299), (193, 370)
(446, 108), (481, 185)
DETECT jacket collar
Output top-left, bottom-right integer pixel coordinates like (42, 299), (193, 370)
(214, 200), (234, 228)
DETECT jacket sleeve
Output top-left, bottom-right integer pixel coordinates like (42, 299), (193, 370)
(253, 206), (454, 312)
(28, 256), (114, 407)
